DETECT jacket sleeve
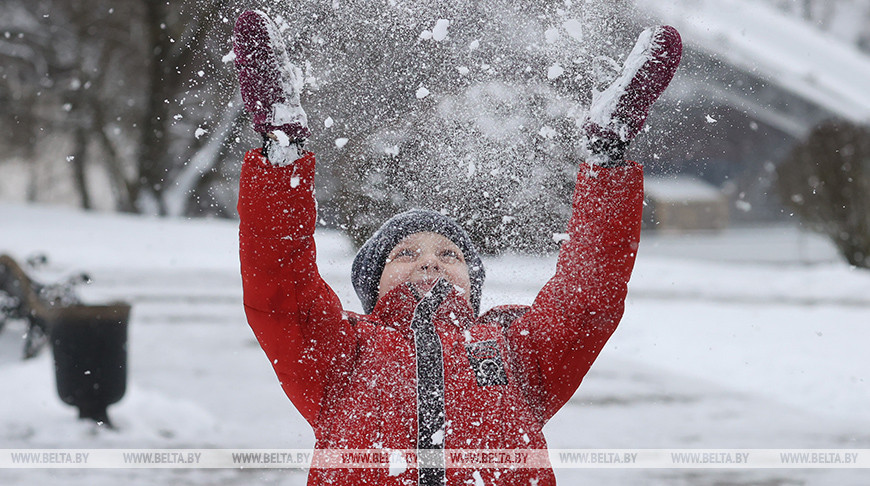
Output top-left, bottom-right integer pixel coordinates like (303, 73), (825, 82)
(505, 162), (643, 422)
(238, 148), (357, 426)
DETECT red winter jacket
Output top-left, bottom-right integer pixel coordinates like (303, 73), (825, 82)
(238, 148), (643, 485)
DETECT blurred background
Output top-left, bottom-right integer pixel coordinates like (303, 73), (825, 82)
(2, 2), (870, 485)
(1, 0), (868, 264)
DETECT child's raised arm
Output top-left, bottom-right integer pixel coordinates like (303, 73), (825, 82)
(505, 26), (682, 422)
(235, 10), (357, 425)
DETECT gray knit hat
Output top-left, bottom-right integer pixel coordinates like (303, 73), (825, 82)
(351, 210), (485, 315)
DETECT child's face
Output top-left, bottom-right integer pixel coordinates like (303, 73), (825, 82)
(378, 232), (472, 304)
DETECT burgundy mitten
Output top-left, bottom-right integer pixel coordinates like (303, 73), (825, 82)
(234, 10), (310, 164)
(582, 26), (682, 166)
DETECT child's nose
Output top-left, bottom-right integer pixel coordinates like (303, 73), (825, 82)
(419, 253), (441, 270)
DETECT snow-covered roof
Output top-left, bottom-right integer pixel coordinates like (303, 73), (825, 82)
(637, 0), (870, 124)
(644, 175), (723, 202)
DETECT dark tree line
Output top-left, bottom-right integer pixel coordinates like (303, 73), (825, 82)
(777, 120), (870, 268)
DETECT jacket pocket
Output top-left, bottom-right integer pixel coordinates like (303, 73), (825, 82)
(464, 339), (508, 386)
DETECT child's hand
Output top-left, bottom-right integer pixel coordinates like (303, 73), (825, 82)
(581, 26), (682, 167)
(234, 10), (309, 166)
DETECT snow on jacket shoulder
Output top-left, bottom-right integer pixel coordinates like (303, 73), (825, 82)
(238, 148), (644, 486)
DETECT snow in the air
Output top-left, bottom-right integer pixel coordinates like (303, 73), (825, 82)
(3, 1), (870, 485)
(546, 63), (564, 80)
(544, 28), (560, 44)
(431, 19), (450, 42)
(419, 19), (450, 42)
(561, 19), (583, 43)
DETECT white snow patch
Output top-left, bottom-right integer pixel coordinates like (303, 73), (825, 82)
(384, 145), (400, 157)
(388, 450), (408, 476)
(271, 102), (307, 129)
(416, 86), (431, 99)
(272, 130), (291, 147)
(324, 117), (334, 128)
(562, 18), (583, 42)
(586, 28), (656, 131)
(544, 27), (560, 44)
(194, 127), (208, 139)
(431, 19), (450, 42)
(706, 114), (718, 123)
(645, 176), (723, 202)
(457, 66), (470, 75)
(538, 126), (557, 139)
(265, 134), (300, 167)
(469, 39), (480, 50)
(334, 138), (349, 149)
(430, 428), (444, 445)
(547, 63), (565, 80)
(472, 470), (484, 486)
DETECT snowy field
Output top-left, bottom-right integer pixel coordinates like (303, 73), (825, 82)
(1, 201), (869, 485)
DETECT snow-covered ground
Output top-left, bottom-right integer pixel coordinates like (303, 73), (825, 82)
(1, 202), (869, 485)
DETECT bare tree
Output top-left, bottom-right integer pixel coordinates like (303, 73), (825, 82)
(0, 0), (248, 216)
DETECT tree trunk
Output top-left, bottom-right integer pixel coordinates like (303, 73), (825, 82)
(139, 0), (172, 215)
(71, 125), (92, 210)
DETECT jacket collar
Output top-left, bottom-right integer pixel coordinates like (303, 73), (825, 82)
(371, 278), (476, 331)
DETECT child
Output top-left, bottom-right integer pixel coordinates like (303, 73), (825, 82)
(234, 10), (681, 486)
